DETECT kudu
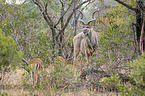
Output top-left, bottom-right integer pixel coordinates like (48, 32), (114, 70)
(73, 13), (98, 65)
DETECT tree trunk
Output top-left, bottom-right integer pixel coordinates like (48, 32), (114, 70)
(140, 15), (144, 53)
(143, 1), (145, 52)
(51, 29), (56, 58)
(57, 32), (64, 56)
(136, 0), (144, 54)
(57, 1), (65, 56)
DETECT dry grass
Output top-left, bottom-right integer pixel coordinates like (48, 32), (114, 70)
(1, 68), (29, 95)
(0, 67), (120, 96)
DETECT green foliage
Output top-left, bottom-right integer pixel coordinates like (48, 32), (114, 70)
(49, 62), (78, 89)
(130, 53), (145, 84)
(100, 74), (121, 91)
(96, 0), (135, 72)
(0, 29), (23, 69)
(0, 3), (51, 63)
(0, 0), (141, 95)
(118, 84), (145, 96)
(0, 92), (8, 96)
(0, 0), (5, 3)
(118, 53), (145, 96)
(100, 53), (145, 96)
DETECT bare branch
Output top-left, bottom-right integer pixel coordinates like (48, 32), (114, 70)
(44, 2), (54, 25)
(77, 10), (83, 19)
(114, 0), (137, 11)
(55, 1), (89, 39)
(22, 58), (29, 65)
(32, 0), (53, 28)
(21, 58), (30, 73)
(19, 63), (30, 73)
(59, 0), (64, 4)
(32, 0), (43, 12)
(54, 1), (73, 27)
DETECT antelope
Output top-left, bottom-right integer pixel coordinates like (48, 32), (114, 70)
(73, 12), (99, 65)
(29, 58), (43, 70)
(29, 58), (43, 87)
(53, 56), (73, 65)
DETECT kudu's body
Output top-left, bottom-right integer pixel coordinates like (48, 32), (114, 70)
(73, 20), (98, 64)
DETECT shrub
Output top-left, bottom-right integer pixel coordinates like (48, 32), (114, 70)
(100, 74), (121, 92)
(22, 60), (79, 95)
(0, 29), (23, 70)
(100, 53), (145, 96)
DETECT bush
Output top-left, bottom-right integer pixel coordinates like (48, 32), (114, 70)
(94, 0), (136, 73)
(100, 74), (121, 92)
(0, 29), (23, 70)
(130, 53), (145, 84)
(22, 60), (79, 95)
(100, 53), (145, 96)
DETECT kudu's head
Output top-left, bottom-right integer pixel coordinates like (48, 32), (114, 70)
(80, 20), (96, 36)
(78, 10), (97, 36)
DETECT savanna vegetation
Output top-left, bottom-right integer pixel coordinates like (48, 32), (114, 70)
(0, 0), (145, 96)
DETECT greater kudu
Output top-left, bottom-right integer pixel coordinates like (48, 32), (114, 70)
(73, 13), (99, 65)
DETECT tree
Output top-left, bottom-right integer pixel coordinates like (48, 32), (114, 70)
(114, 0), (145, 54)
(0, 3), (51, 63)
